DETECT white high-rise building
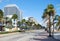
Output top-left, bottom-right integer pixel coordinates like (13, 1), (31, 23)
(4, 4), (22, 21)
(4, 4), (23, 27)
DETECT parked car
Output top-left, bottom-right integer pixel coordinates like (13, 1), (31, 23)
(0, 23), (4, 31)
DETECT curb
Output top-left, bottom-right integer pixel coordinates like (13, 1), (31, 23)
(0, 32), (19, 38)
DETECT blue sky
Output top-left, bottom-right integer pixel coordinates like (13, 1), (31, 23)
(0, 0), (60, 25)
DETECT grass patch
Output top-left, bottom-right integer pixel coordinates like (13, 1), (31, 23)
(0, 30), (24, 34)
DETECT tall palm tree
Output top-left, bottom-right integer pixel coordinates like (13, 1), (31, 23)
(48, 4), (55, 37)
(54, 15), (60, 30)
(42, 4), (55, 37)
(12, 14), (18, 28)
(0, 9), (3, 23)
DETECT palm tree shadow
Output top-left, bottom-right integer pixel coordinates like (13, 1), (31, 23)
(34, 32), (49, 36)
(32, 37), (60, 41)
(31, 32), (60, 41)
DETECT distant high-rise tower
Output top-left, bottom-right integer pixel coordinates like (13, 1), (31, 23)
(4, 4), (22, 21)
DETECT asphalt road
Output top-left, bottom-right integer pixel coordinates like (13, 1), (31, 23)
(0, 29), (59, 41)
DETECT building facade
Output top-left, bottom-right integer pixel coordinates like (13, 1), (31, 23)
(4, 4), (22, 21)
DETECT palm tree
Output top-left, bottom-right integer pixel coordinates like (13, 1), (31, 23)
(4, 17), (12, 29)
(12, 14), (18, 19)
(0, 9), (4, 31)
(26, 21), (29, 26)
(42, 4), (55, 37)
(54, 15), (60, 30)
(4, 17), (9, 25)
(25, 21), (33, 29)
(37, 24), (42, 29)
(12, 14), (18, 29)
(9, 19), (12, 24)
(48, 4), (55, 37)
(25, 21), (29, 29)
(12, 14), (18, 25)
(0, 9), (3, 23)
(29, 22), (33, 29)
(17, 21), (21, 27)
(21, 19), (26, 23)
(21, 19), (26, 29)
(21, 19), (26, 26)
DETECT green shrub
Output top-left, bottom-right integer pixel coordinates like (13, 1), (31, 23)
(0, 30), (23, 34)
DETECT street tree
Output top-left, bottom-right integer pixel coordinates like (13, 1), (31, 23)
(0, 9), (3, 23)
(42, 4), (55, 37)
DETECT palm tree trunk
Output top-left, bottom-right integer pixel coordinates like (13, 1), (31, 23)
(52, 17), (54, 37)
(49, 16), (52, 37)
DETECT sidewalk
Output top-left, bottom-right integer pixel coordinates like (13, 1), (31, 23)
(31, 36), (60, 41)
(30, 31), (60, 41)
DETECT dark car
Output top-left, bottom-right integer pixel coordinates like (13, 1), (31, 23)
(0, 23), (4, 31)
